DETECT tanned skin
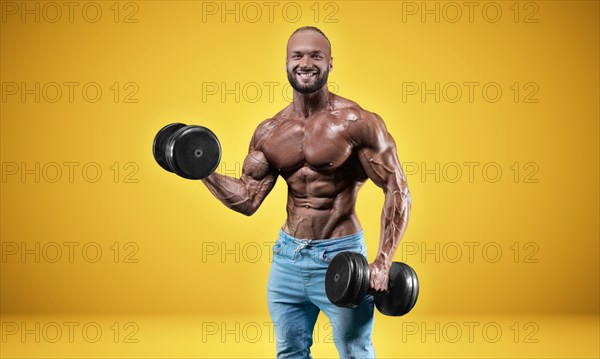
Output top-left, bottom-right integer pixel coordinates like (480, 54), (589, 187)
(202, 29), (411, 291)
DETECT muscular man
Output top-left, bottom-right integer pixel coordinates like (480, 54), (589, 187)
(202, 26), (411, 358)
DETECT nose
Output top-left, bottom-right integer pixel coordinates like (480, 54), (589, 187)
(299, 54), (312, 68)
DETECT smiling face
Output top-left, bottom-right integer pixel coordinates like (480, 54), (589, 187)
(286, 30), (333, 94)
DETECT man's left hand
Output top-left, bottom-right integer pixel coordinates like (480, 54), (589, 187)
(369, 261), (390, 292)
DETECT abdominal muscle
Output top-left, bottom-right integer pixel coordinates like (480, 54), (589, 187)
(281, 164), (365, 240)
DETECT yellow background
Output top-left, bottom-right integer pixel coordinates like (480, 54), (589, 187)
(1, 0), (598, 357)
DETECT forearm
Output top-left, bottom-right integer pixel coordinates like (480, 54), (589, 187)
(201, 172), (256, 215)
(375, 183), (412, 266)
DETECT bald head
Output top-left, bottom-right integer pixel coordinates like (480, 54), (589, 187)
(286, 26), (332, 62)
(288, 26), (331, 51)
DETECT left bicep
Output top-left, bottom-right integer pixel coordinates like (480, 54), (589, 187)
(357, 114), (407, 190)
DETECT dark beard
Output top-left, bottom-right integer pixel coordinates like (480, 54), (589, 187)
(287, 67), (329, 94)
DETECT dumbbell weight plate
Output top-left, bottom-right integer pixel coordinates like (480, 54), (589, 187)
(325, 252), (358, 308)
(374, 262), (419, 316)
(351, 252), (370, 308)
(152, 123), (186, 173)
(165, 125), (222, 180)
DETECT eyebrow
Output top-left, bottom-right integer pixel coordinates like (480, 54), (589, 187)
(290, 50), (325, 55)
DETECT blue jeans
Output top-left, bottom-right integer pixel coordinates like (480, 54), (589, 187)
(267, 229), (375, 359)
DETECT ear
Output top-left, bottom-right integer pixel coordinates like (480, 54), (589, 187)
(329, 57), (334, 70)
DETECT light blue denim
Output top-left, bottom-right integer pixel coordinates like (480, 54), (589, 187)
(267, 229), (375, 359)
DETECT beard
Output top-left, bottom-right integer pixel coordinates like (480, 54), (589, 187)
(287, 66), (330, 94)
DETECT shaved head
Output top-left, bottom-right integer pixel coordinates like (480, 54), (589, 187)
(287, 26), (331, 54)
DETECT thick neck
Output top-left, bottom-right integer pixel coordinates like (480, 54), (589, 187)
(291, 86), (331, 119)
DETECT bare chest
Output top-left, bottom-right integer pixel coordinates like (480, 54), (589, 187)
(261, 116), (355, 172)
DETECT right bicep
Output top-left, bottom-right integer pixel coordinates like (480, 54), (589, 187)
(243, 118), (277, 181)
(239, 149), (278, 213)
(242, 150), (274, 182)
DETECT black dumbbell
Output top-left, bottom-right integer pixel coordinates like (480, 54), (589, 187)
(153, 123), (222, 180)
(325, 251), (419, 316)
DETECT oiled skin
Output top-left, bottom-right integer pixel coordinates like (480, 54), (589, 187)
(201, 30), (411, 291)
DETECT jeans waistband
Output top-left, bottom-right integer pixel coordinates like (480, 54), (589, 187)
(278, 228), (364, 248)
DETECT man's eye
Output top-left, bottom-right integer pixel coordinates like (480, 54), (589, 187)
(313, 55), (322, 60)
